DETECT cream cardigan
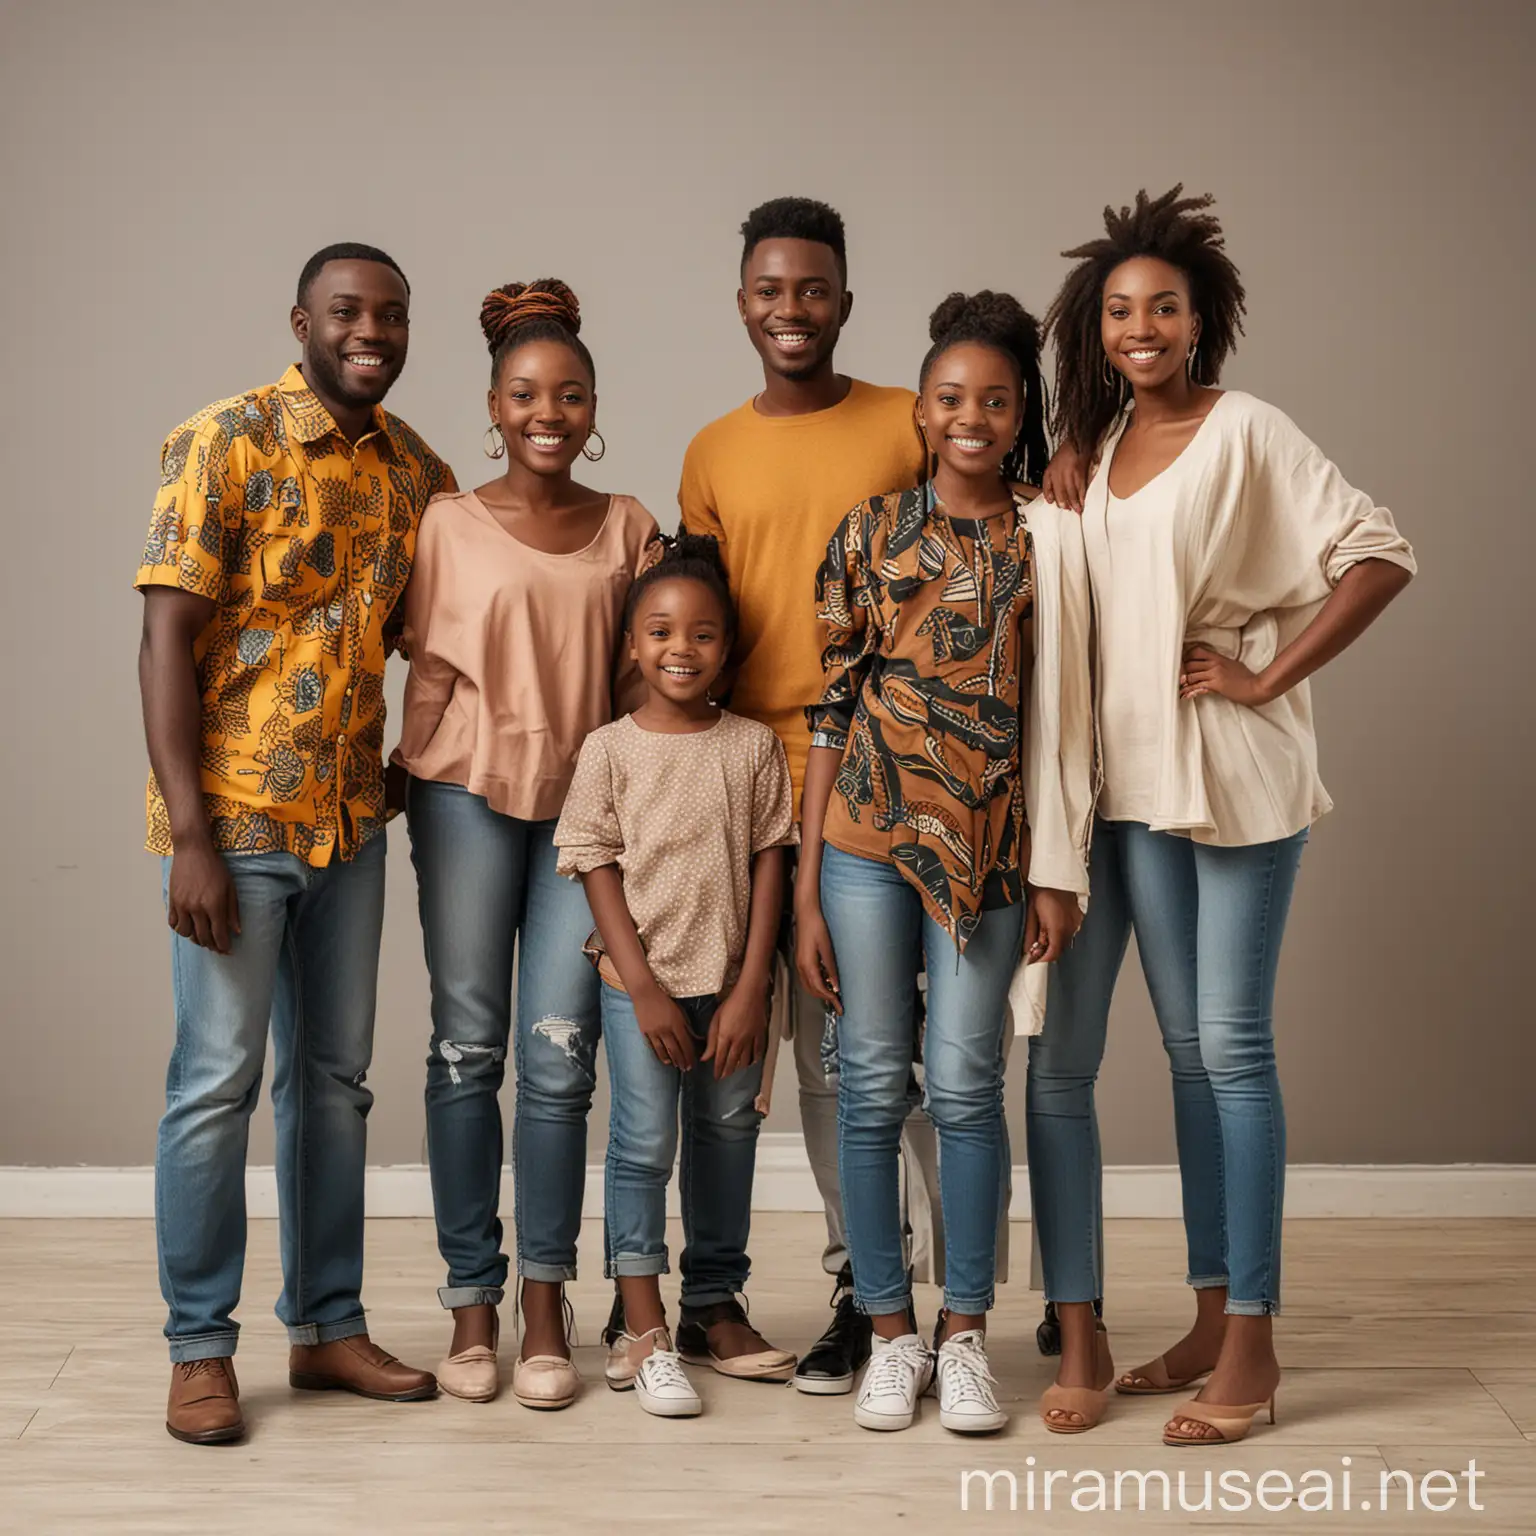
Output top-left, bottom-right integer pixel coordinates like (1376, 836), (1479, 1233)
(1083, 391), (1416, 848)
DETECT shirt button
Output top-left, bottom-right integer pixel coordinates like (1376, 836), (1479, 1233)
(337, 734), (347, 745)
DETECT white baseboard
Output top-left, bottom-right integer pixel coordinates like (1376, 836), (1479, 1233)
(2, 1134), (1532, 1219)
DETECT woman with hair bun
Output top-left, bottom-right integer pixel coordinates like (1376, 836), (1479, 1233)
(392, 279), (659, 1409)
(795, 291), (1095, 1435)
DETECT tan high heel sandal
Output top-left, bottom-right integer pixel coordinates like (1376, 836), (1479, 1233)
(1163, 1392), (1277, 1447)
(1115, 1353), (1210, 1396)
(1039, 1324), (1114, 1434)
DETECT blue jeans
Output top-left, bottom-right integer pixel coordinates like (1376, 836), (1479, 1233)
(408, 778), (600, 1305)
(821, 846), (1022, 1318)
(154, 834), (386, 1362)
(1027, 820), (1307, 1317)
(600, 984), (763, 1308)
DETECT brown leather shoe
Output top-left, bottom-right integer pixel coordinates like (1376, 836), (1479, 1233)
(167, 1358), (244, 1444)
(289, 1335), (437, 1401)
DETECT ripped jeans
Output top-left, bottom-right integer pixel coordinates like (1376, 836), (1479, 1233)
(600, 984), (763, 1308)
(408, 778), (600, 1308)
(820, 845), (1022, 1319)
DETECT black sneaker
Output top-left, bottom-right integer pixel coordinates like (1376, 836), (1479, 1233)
(793, 1264), (872, 1396)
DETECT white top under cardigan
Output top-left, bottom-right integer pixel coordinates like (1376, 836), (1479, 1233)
(1083, 391), (1417, 848)
(1008, 495), (1097, 1035)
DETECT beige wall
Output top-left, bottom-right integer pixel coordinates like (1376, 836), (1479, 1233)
(1, 0), (1531, 1168)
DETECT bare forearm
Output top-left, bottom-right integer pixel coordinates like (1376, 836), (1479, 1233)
(794, 745), (841, 910)
(139, 599), (215, 847)
(738, 846), (786, 986)
(1259, 558), (1413, 701)
(580, 865), (664, 999)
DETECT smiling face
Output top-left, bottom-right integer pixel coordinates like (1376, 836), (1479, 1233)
(738, 237), (851, 381)
(489, 337), (595, 477)
(630, 576), (730, 708)
(1101, 255), (1201, 392)
(918, 341), (1023, 485)
(291, 258), (409, 413)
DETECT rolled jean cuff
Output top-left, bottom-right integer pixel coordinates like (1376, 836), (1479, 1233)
(518, 1260), (577, 1283)
(438, 1285), (505, 1310)
(1187, 1273), (1230, 1290)
(1225, 1298), (1281, 1318)
(944, 1289), (995, 1316)
(605, 1251), (668, 1280)
(856, 1289), (912, 1319)
(167, 1330), (238, 1364)
(679, 1284), (739, 1310)
(286, 1313), (368, 1347)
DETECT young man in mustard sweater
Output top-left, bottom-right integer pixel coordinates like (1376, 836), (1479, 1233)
(644, 197), (1005, 1393)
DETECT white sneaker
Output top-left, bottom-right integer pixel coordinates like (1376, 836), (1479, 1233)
(632, 1330), (702, 1418)
(854, 1333), (935, 1432)
(936, 1330), (1007, 1434)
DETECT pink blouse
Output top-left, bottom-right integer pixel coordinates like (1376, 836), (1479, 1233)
(394, 490), (660, 822)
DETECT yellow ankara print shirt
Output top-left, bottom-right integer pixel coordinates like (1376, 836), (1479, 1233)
(136, 364), (456, 865)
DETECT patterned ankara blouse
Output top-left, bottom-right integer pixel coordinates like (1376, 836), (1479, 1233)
(135, 365), (455, 865)
(808, 483), (1035, 949)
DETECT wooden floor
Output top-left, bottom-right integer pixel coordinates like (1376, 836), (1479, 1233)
(2, 1216), (1533, 1533)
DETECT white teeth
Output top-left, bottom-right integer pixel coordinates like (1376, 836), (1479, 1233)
(661, 666), (699, 676)
(772, 333), (810, 344)
(1127, 350), (1163, 361)
(527, 433), (566, 446)
(346, 355), (383, 367)
(949, 437), (990, 449)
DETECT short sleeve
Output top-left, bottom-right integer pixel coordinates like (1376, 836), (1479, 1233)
(805, 504), (878, 751)
(750, 731), (798, 854)
(553, 735), (624, 877)
(678, 436), (723, 552)
(135, 422), (232, 600)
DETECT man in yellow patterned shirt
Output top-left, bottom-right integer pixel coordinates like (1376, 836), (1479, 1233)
(136, 243), (455, 1445)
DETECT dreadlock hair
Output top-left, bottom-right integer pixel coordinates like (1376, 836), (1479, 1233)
(623, 532), (737, 641)
(296, 242), (409, 307)
(479, 278), (595, 387)
(917, 291), (1050, 488)
(1045, 185), (1246, 455)
(740, 196), (847, 282)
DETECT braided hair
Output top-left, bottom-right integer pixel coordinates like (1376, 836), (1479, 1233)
(917, 290), (1050, 487)
(479, 278), (595, 386)
(623, 533), (737, 640)
(1045, 185), (1247, 454)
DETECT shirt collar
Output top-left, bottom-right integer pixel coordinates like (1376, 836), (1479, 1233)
(277, 363), (397, 460)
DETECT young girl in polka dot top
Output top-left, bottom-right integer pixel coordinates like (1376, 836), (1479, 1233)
(554, 534), (797, 1418)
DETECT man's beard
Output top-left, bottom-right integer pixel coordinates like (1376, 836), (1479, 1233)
(304, 344), (394, 409)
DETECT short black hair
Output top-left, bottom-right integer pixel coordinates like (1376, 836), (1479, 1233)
(296, 243), (410, 308)
(1045, 185), (1246, 454)
(919, 291), (1050, 488)
(624, 533), (737, 639)
(740, 196), (847, 282)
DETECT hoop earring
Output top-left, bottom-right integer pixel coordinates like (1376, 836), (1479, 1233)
(483, 422), (505, 460)
(1102, 353), (1118, 389)
(582, 428), (606, 463)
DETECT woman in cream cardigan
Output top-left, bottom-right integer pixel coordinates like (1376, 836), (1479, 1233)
(1029, 187), (1415, 1446)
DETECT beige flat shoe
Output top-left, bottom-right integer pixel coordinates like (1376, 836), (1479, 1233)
(677, 1297), (797, 1383)
(512, 1352), (581, 1410)
(1115, 1353), (1210, 1396)
(1164, 1393), (1277, 1447)
(511, 1285), (580, 1410)
(437, 1307), (500, 1402)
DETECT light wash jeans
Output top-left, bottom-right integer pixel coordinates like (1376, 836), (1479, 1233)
(600, 984), (763, 1307)
(407, 778), (599, 1306)
(821, 846), (1023, 1318)
(1027, 819), (1307, 1316)
(155, 834), (386, 1362)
